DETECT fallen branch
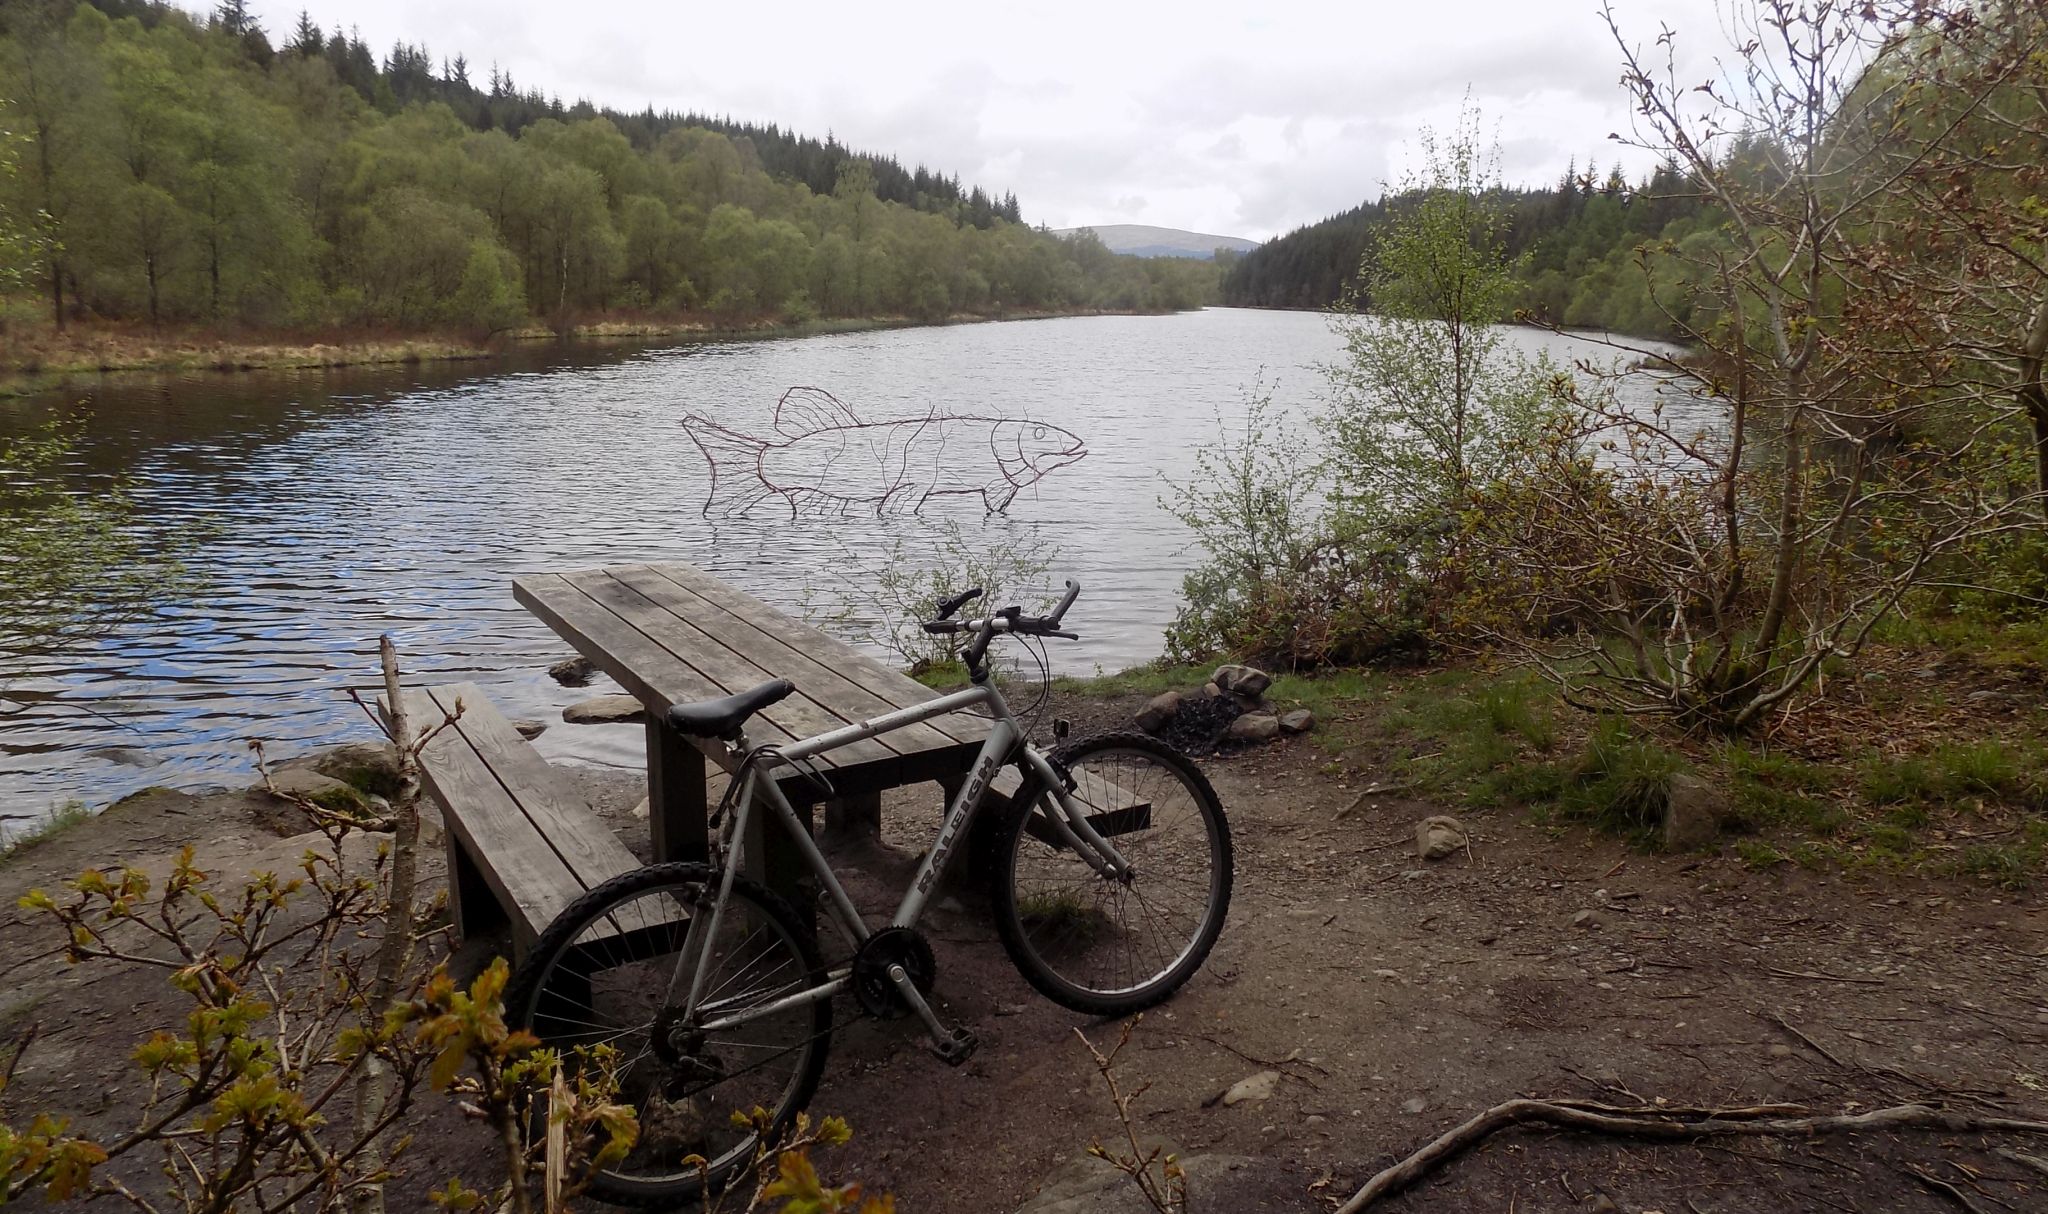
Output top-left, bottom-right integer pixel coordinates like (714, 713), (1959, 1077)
(1903, 1163), (1992, 1214)
(1334, 1100), (2048, 1213)
(1763, 965), (1885, 986)
(1758, 1011), (1851, 1071)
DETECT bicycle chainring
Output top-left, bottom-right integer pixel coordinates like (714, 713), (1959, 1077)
(851, 927), (937, 1019)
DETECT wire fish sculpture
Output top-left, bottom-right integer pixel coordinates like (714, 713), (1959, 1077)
(681, 387), (1088, 518)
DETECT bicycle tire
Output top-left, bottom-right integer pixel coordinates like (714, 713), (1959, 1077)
(981, 732), (1233, 1016)
(503, 861), (832, 1207)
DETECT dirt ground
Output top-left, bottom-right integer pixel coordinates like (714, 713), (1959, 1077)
(3, 696), (2045, 1214)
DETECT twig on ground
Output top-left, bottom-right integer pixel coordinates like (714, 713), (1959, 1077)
(1903, 1164), (1991, 1214)
(1759, 1011), (1851, 1070)
(1194, 1034), (1330, 1078)
(1763, 966), (1885, 986)
(1997, 1148), (2048, 1179)
(1337, 784), (1417, 817)
(1332, 1100), (2048, 1213)
(1076, 1018), (1185, 1214)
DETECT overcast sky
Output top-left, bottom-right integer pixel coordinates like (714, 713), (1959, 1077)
(233, 0), (1728, 242)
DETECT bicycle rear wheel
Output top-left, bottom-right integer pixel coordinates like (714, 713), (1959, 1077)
(983, 732), (1233, 1016)
(503, 862), (831, 1207)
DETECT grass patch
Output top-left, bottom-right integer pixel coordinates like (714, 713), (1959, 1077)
(0, 800), (94, 860)
(1369, 669), (1561, 801)
(1734, 839), (1787, 869)
(1016, 889), (1107, 942)
(306, 784), (372, 816)
(1048, 661), (1213, 699)
(911, 659), (971, 690)
(1551, 717), (1683, 839)
(1722, 743), (1845, 836)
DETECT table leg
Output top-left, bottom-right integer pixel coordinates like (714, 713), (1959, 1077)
(821, 791), (883, 847)
(646, 718), (707, 864)
(746, 785), (815, 918)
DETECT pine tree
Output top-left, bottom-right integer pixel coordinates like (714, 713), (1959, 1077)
(286, 9), (322, 57)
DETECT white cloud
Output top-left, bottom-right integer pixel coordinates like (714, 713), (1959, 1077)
(239, 0), (1732, 240)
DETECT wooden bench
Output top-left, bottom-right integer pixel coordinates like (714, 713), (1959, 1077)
(396, 683), (642, 959)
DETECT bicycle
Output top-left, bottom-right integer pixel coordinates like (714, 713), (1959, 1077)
(503, 580), (1233, 1206)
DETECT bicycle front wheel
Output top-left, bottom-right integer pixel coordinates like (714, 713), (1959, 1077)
(503, 862), (831, 1207)
(983, 732), (1233, 1016)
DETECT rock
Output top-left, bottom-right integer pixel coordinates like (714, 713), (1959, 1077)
(562, 695), (646, 725)
(1278, 709), (1315, 734)
(312, 741), (404, 797)
(1415, 815), (1467, 860)
(1586, 1196), (1620, 1214)
(513, 719), (548, 740)
(548, 656), (597, 687)
(1014, 1146), (1265, 1214)
(1201, 681), (1223, 699)
(1220, 1070), (1281, 1106)
(1135, 691), (1182, 734)
(1226, 713), (1281, 743)
(87, 746), (159, 768)
(1212, 664), (1272, 698)
(1571, 909), (1602, 930)
(1012, 1145), (1166, 1214)
(1768, 1043), (1794, 1060)
(1662, 772), (1731, 852)
(1400, 1097), (1427, 1115)
(629, 797), (650, 820)
(259, 768), (367, 811)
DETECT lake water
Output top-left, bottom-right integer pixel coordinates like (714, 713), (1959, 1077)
(0, 309), (1688, 818)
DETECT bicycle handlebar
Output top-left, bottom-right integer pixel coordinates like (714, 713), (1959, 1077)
(920, 582), (1083, 650)
(934, 586), (983, 620)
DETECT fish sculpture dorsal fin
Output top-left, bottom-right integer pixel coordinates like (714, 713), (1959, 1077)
(772, 387), (863, 438)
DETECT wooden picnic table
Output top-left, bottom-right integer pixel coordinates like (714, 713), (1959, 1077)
(513, 561), (994, 880)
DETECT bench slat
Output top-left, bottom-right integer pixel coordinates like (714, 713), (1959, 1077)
(405, 690), (582, 947)
(402, 684), (640, 953)
(422, 685), (642, 888)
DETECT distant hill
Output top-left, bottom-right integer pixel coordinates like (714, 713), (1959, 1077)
(1055, 224), (1259, 260)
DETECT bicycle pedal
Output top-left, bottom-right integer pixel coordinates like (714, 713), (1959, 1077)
(929, 1025), (978, 1066)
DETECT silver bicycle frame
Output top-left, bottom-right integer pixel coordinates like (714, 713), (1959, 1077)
(682, 676), (1134, 1030)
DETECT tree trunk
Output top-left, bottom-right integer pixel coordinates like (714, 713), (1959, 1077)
(50, 257), (65, 331)
(146, 254), (160, 329)
(2019, 292), (2048, 526)
(1754, 408), (1805, 659)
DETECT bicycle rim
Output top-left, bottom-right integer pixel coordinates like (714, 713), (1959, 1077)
(507, 866), (829, 1201)
(996, 736), (1231, 1011)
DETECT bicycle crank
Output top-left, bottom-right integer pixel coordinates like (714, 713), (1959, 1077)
(851, 927), (978, 1065)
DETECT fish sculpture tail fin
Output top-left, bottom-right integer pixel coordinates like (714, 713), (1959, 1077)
(681, 415), (780, 517)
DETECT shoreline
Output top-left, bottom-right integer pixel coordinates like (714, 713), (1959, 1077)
(0, 306), (1185, 398)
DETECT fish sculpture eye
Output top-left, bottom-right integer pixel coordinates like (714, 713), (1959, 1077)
(1033, 425), (1046, 440)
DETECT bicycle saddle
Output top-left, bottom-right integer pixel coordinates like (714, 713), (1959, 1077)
(665, 679), (795, 739)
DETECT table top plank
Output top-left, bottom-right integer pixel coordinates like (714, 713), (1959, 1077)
(612, 565), (964, 754)
(650, 562), (992, 737)
(565, 568), (901, 769)
(514, 571), (811, 758)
